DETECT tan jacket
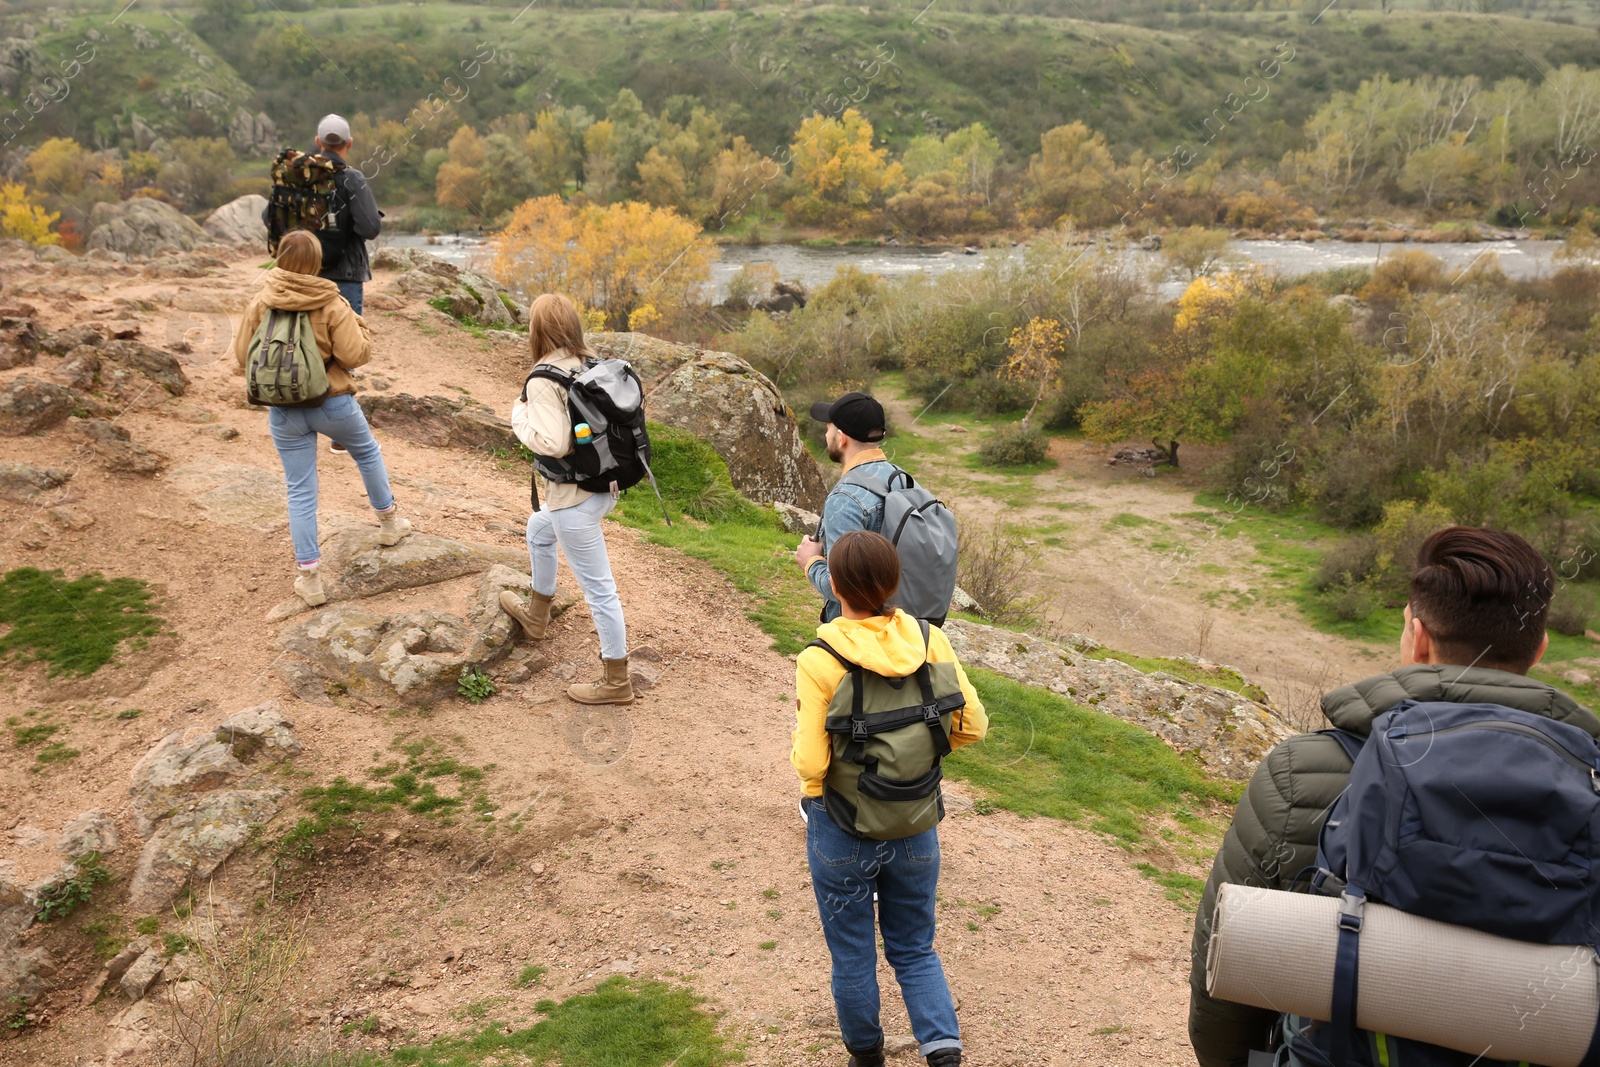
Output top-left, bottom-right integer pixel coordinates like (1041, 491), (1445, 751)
(232, 269), (372, 396)
(511, 349), (593, 512)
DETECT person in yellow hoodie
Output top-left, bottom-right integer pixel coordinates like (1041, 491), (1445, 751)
(233, 230), (411, 608)
(793, 530), (988, 1067)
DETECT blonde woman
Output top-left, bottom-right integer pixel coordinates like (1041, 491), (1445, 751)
(500, 294), (632, 705)
(233, 230), (411, 607)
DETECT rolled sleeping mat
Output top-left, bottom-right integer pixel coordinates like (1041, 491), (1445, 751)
(1207, 883), (1600, 1067)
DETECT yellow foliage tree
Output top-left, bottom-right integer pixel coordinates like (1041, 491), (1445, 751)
(786, 109), (903, 224)
(1001, 317), (1067, 427)
(25, 138), (87, 196)
(435, 127), (486, 210)
(1173, 270), (1271, 335)
(488, 196), (718, 330)
(0, 183), (61, 245)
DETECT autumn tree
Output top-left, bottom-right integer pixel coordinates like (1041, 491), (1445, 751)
(0, 183), (61, 245)
(487, 196), (718, 330)
(1024, 121), (1120, 227)
(784, 109), (904, 228)
(1160, 227), (1237, 280)
(435, 126), (486, 211)
(1001, 317), (1067, 428)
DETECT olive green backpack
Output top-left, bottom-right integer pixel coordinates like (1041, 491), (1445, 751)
(245, 308), (331, 408)
(809, 619), (968, 841)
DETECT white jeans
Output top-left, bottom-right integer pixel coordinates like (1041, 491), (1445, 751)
(526, 492), (627, 660)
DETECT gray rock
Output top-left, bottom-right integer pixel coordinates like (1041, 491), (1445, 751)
(371, 246), (434, 272)
(0, 375), (78, 435)
(949, 585), (981, 615)
(129, 701), (300, 834)
(357, 392), (519, 454)
(119, 948), (164, 1001)
(275, 567), (574, 706)
(58, 811), (118, 859)
(0, 37), (44, 97)
(883, 1035), (919, 1056)
(126, 790), (284, 912)
(391, 259), (524, 326)
(99, 338), (189, 396)
(0, 877), (52, 1007)
(50, 344), (100, 390)
(69, 417), (168, 475)
(0, 316), (37, 370)
(204, 424), (239, 441)
(589, 333), (827, 511)
(941, 619), (1294, 779)
(48, 505), (93, 530)
(37, 324), (104, 355)
(86, 198), (208, 258)
(0, 462), (69, 504)
(262, 528), (527, 621)
(772, 501), (820, 536)
(168, 462), (286, 529)
(202, 194), (268, 247)
(227, 108), (275, 155)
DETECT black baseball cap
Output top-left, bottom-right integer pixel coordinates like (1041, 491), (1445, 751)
(810, 392), (886, 443)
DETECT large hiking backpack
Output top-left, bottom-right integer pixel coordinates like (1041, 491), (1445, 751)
(1284, 700), (1600, 1067)
(523, 357), (668, 520)
(835, 467), (958, 624)
(266, 148), (348, 258)
(244, 309), (330, 407)
(808, 618), (967, 841)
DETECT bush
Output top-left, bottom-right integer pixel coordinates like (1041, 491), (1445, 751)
(956, 516), (1033, 623)
(1549, 598), (1590, 637)
(1323, 577), (1379, 623)
(978, 424), (1049, 467)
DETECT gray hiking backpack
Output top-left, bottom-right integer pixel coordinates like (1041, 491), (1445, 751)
(838, 467), (959, 625)
(245, 309), (330, 407)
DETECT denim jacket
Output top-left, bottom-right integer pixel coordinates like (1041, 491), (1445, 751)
(807, 449), (900, 623)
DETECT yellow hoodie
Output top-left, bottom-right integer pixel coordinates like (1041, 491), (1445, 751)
(792, 609), (988, 797)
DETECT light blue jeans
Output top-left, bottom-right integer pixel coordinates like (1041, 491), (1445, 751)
(269, 393), (396, 566)
(805, 795), (962, 1057)
(526, 492), (627, 660)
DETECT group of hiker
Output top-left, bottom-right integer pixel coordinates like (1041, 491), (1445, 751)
(232, 116), (1600, 1067)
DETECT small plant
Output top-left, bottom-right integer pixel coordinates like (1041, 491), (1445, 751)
(164, 932), (195, 956)
(973, 798), (998, 815)
(35, 741), (80, 769)
(766, 909), (782, 921)
(515, 963), (548, 989)
(117, 708), (142, 720)
(457, 667), (496, 703)
(761, 888), (778, 899)
(134, 916), (160, 935)
(5, 995), (30, 1031)
(342, 1014), (381, 1035)
(758, 941), (776, 951)
(35, 854), (110, 922)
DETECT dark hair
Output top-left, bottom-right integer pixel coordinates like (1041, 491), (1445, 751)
(1409, 526), (1552, 671)
(829, 530), (900, 617)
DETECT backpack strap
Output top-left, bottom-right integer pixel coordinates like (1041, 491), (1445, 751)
(808, 639), (870, 764)
(1319, 728), (1365, 765)
(522, 363), (573, 402)
(837, 464), (914, 499)
(914, 618), (954, 759)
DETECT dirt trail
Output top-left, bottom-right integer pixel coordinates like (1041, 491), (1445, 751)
(876, 392), (1389, 723)
(2, 253), (1201, 1067)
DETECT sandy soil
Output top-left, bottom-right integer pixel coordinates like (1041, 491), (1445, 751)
(0, 252), (1208, 1066)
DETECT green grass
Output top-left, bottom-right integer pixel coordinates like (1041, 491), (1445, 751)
(372, 977), (735, 1067)
(615, 422), (817, 655)
(514, 964), (548, 989)
(946, 669), (1239, 850)
(1088, 650), (1270, 704)
(1107, 513), (1160, 530)
(0, 568), (163, 677)
(1135, 863), (1208, 906)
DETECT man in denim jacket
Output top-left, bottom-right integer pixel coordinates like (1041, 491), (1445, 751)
(794, 392), (900, 623)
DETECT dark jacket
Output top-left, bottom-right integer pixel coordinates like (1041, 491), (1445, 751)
(262, 147), (382, 283)
(1187, 663), (1600, 1067)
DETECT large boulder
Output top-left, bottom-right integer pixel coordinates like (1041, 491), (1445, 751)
(0, 462), (69, 504)
(391, 257), (524, 326)
(274, 566), (573, 706)
(202, 193), (268, 247)
(0, 38), (44, 97)
(126, 789), (285, 912)
(168, 462), (287, 528)
(589, 333), (827, 512)
(86, 198), (208, 258)
(942, 619), (1295, 780)
(69, 417), (168, 475)
(227, 108), (276, 155)
(357, 393), (519, 454)
(129, 700), (301, 834)
(0, 878), (52, 1008)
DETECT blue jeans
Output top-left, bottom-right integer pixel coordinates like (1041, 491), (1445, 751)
(805, 796), (961, 1057)
(526, 492), (627, 660)
(334, 280), (363, 315)
(269, 393), (396, 565)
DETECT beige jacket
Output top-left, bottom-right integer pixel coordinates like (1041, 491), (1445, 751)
(233, 269), (372, 395)
(511, 350), (593, 512)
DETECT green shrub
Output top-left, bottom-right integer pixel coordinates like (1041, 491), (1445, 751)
(457, 667), (496, 704)
(1312, 535), (1380, 593)
(36, 855), (110, 923)
(978, 424), (1049, 467)
(1549, 598), (1590, 637)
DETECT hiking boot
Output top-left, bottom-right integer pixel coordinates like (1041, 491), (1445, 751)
(294, 566), (327, 607)
(377, 505), (412, 547)
(925, 1050), (960, 1067)
(845, 1042), (885, 1067)
(499, 589), (554, 640)
(329, 440), (349, 456)
(567, 657), (634, 705)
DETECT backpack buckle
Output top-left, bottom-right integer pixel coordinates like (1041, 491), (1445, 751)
(851, 720), (869, 742)
(922, 702), (940, 725)
(1337, 892), (1366, 933)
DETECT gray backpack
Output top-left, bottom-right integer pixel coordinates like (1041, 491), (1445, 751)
(839, 466), (959, 624)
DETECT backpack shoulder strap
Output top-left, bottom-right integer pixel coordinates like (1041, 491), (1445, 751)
(523, 363), (573, 402)
(807, 639), (870, 764)
(1319, 728), (1365, 766)
(913, 618), (953, 758)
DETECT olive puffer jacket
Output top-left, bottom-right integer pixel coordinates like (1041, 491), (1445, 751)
(1187, 663), (1600, 1067)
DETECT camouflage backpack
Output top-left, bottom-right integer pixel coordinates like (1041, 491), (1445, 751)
(266, 148), (347, 256)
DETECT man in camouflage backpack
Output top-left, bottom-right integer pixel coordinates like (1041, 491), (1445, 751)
(264, 114), (382, 315)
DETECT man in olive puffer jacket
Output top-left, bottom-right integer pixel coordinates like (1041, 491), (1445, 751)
(1187, 526), (1600, 1067)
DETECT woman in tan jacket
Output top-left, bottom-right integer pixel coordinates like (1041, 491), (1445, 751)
(499, 294), (632, 705)
(233, 230), (411, 607)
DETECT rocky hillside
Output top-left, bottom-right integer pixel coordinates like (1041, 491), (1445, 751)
(0, 233), (1293, 1067)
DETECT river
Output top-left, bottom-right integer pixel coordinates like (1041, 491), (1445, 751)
(381, 233), (1582, 302)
